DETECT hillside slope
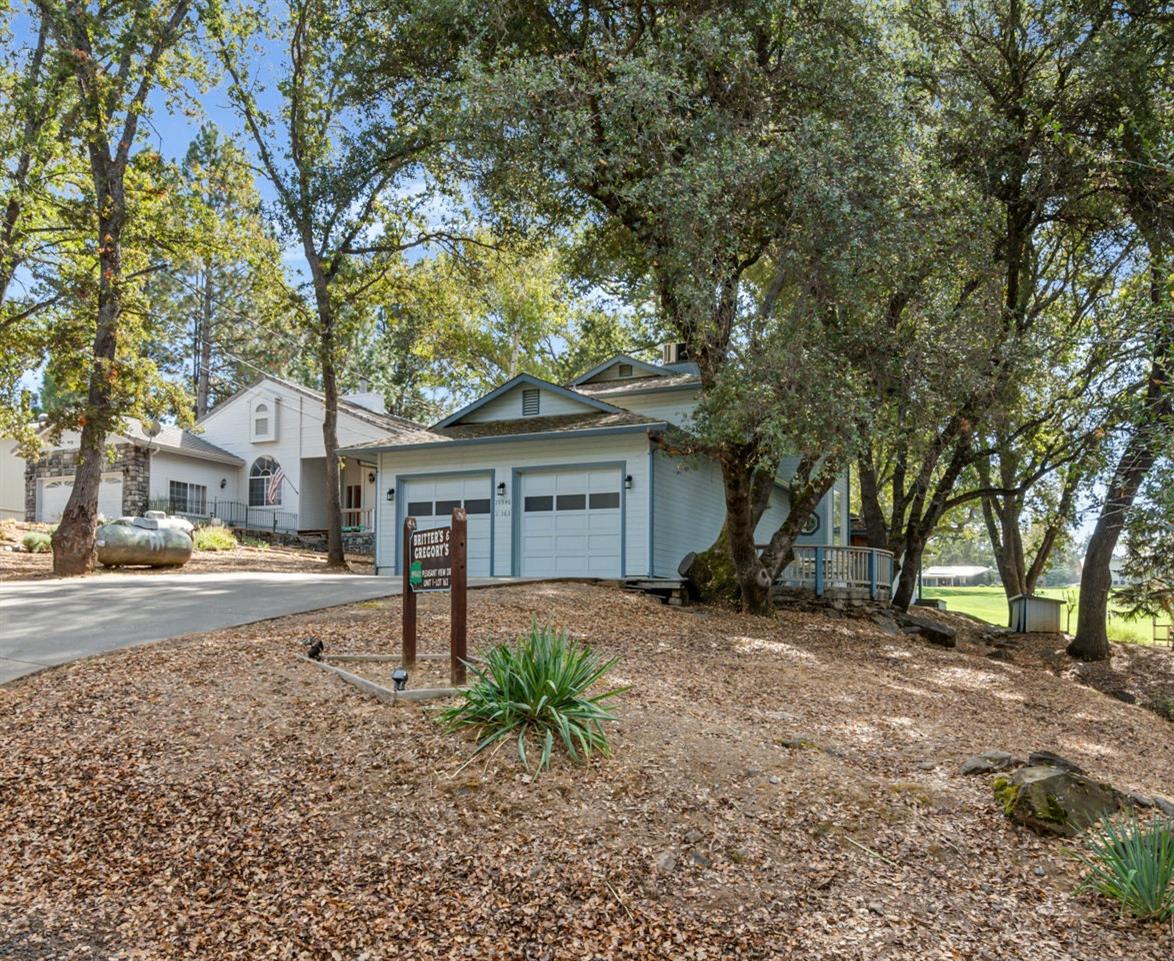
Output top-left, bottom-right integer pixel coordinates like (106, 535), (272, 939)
(2, 583), (1171, 959)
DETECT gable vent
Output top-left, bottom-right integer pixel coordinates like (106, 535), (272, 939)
(617, 363), (633, 378)
(522, 388), (540, 416)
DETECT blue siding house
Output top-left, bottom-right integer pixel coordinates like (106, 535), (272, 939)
(343, 349), (853, 583)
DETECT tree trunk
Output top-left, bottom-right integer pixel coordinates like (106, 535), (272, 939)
(1069, 257), (1171, 661)
(686, 460), (774, 607)
(53, 185), (124, 575)
(195, 265), (213, 418)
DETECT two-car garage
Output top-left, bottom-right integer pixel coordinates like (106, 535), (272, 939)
(397, 465), (625, 579)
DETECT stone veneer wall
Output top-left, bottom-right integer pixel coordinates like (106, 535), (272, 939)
(25, 443), (151, 521)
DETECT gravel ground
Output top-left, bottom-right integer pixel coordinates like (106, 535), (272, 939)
(0, 520), (373, 581)
(2, 582), (1171, 960)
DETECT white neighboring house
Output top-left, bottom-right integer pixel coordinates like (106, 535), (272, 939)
(343, 349), (857, 582)
(193, 374), (426, 532)
(22, 420), (245, 524)
(18, 374), (424, 533)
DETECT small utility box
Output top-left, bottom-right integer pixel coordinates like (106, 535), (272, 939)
(1009, 594), (1064, 633)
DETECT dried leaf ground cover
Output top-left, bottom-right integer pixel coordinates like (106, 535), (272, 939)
(0, 521), (373, 581)
(2, 582), (1172, 960)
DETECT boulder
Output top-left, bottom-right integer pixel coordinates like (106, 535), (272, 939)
(960, 751), (1017, 775)
(993, 765), (1122, 837)
(895, 611), (957, 648)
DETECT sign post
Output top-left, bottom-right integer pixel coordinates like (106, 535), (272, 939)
(450, 508), (467, 686)
(402, 508), (469, 687)
(402, 516), (417, 670)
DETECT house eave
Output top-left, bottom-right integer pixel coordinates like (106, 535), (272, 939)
(341, 421), (668, 456)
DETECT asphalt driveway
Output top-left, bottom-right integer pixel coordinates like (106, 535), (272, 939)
(0, 572), (506, 684)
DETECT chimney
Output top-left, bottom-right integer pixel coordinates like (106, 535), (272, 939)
(343, 388), (386, 415)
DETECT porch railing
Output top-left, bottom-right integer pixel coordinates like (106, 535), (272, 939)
(774, 545), (894, 602)
(342, 507), (373, 531)
(148, 497), (298, 534)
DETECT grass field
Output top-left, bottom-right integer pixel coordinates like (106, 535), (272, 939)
(920, 585), (1158, 644)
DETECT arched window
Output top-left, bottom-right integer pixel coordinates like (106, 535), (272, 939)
(253, 402), (269, 437)
(249, 456), (283, 506)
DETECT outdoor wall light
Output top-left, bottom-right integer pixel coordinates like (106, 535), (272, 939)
(624, 474), (633, 490)
(496, 481), (507, 497)
(391, 667), (408, 691)
(219, 477), (227, 489)
(386, 487), (395, 503)
(368, 471), (376, 483)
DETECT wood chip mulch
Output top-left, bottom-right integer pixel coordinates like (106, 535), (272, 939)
(2, 582), (1171, 959)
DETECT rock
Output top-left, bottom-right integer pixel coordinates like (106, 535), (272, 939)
(868, 901), (884, 916)
(768, 775), (781, 785)
(993, 765), (1122, 837)
(1108, 689), (1137, 705)
(1155, 797), (1174, 817)
(1026, 751), (1084, 774)
(745, 766), (762, 778)
(1033, 865), (1046, 877)
(654, 852), (676, 873)
(1127, 791), (1154, 809)
(916, 760), (937, 771)
(894, 611), (957, 648)
(782, 737), (818, 750)
(684, 828), (703, 844)
(986, 648), (1014, 662)
(872, 613), (901, 636)
(960, 751), (1016, 775)
(689, 850), (712, 868)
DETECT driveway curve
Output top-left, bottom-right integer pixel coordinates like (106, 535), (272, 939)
(0, 571), (416, 684)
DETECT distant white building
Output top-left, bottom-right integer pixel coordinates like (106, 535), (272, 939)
(921, 564), (993, 587)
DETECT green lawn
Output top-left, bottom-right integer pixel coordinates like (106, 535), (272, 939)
(920, 585), (1157, 644)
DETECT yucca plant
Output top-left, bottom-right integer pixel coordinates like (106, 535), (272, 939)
(1075, 815), (1174, 922)
(439, 622), (626, 775)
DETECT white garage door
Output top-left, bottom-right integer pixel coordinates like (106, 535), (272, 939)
(402, 474), (492, 576)
(39, 473), (123, 523)
(520, 467), (622, 578)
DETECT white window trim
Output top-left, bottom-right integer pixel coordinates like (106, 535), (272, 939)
(250, 396), (278, 443)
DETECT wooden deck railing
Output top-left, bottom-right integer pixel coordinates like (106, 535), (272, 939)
(774, 545), (894, 601)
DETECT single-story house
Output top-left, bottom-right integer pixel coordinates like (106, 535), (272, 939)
(343, 349), (852, 580)
(17, 374), (424, 532)
(921, 565), (993, 587)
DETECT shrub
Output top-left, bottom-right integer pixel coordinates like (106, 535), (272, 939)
(240, 536), (270, 550)
(439, 622), (626, 775)
(1076, 815), (1174, 921)
(194, 526), (238, 551)
(21, 531), (52, 554)
(1148, 696), (1174, 722)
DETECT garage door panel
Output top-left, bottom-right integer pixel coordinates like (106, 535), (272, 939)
(519, 467), (621, 578)
(402, 474), (492, 576)
(39, 473), (122, 523)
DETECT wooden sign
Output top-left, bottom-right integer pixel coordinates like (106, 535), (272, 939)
(401, 509), (468, 686)
(408, 526), (452, 592)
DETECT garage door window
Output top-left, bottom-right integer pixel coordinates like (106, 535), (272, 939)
(407, 501), (433, 516)
(524, 495), (553, 512)
(556, 494), (586, 510)
(464, 498), (490, 514)
(589, 492), (620, 509)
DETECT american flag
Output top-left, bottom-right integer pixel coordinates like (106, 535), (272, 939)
(266, 466), (284, 505)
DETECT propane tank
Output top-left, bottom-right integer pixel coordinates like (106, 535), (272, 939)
(96, 519), (193, 567)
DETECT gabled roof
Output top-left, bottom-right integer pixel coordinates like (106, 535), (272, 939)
(573, 370), (700, 399)
(570, 353), (671, 386)
(200, 373), (426, 436)
(123, 422), (244, 465)
(341, 410), (665, 455)
(431, 373), (623, 429)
